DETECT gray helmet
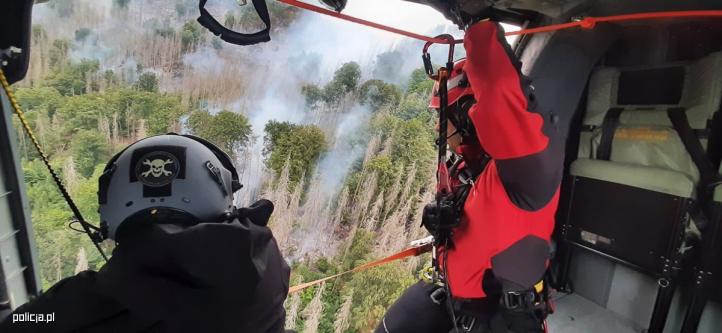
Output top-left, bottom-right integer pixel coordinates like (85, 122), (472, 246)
(98, 134), (242, 241)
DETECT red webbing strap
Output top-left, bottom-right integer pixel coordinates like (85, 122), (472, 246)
(288, 244), (432, 293)
(276, 2), (722, 43)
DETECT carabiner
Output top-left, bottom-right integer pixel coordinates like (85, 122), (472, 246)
(421, 34), (457, 80)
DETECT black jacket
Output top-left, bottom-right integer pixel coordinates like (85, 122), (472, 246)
(0, 201), (290, 333)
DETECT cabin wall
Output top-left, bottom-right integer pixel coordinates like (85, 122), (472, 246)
(569, 250), (722, 332)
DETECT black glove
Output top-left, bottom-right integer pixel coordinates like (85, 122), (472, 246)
(235, 199), (275, 226)
(421, 198), (460, 241)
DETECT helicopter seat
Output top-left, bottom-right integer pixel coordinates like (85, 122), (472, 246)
(563, 51), (722, 275)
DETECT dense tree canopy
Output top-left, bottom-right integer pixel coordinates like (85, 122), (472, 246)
(134, 72), (159, 92)
(48, 39), (71, 70)
(359, 79), (402, 111)
(302, 61), (362, 107)
(46, 59), (99, 95)
(70, 130), (111, 177)
(180, 21), (203, 52)
(323, 62), (362, 103)
(263, 121), (327, 185)
(406, 67), (435, 96)
(187, 110), (253, 156)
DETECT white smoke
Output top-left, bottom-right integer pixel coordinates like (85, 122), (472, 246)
(183, 3), (459, 205)
(316, 104), (371, 195)
(31, 0), (461, 206)
(182, 49), (226, 74)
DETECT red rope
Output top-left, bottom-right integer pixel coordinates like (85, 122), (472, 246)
(288, 244), (431, 293)
(278, 0), (460, 43)
(506, 10), (722, 36)
(277, 1), (722, 44)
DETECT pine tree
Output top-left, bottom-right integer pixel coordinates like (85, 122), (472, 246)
(63, 156), (79, 194)
(285, 289), (301, 331)
(98, 116), (111, 145)
(332, 186), (349, 227)
(362, 134), (381, 168)
(351, 172), (378, 223)
(269, 158), (293, 251)
(333, 289), (354, 333)
(362, 190), (384, 230)
(135, 118), (147, 141)
(383, 168), (404, 218)
(302, 283), (325, 333)
(74, 247), (88, 274)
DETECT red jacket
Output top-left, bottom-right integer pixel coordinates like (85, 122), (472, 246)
(444, 22), (563, 299)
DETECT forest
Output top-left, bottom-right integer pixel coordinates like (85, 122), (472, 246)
(12, 0), (448, 332)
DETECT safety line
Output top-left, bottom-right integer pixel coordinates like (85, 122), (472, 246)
(288, 243), (432, 293)
(277, 0), (460, 43)
(276, 2), (722, 44)
(505, 10), (722, 36)
(0, 69), (108, 262)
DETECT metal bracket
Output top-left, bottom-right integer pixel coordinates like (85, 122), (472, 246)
(0, 47), (23, 67)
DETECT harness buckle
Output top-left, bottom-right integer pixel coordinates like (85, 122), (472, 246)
(430, 287), (447, 305)
(503, 291), (522, 310)
(459, 315), (477, 331)
(503, 289), (546, 311)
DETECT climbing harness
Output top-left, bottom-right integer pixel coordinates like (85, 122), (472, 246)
(0, 68), (108, 261)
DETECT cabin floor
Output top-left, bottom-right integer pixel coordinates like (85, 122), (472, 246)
(548, 292), (643, 333)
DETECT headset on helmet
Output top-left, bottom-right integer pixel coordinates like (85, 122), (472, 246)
(98, 133), (242, 241)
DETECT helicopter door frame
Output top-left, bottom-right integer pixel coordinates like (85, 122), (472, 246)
(0, 82), (41, 321)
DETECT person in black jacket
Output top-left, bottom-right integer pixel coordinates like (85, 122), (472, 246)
(0, 134), (291, 333)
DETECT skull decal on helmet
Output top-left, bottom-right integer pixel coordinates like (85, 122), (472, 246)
(135, 151), (179, 187)
(142, 159), (174, 178)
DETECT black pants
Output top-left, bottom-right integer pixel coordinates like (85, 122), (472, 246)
(375, 281), (544, 333)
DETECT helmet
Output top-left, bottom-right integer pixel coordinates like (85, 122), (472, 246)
(428, 59), (473, 109)
(98, 134), (242, 241)
(429, 59), (478, 144)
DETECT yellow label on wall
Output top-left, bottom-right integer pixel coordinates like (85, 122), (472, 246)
(615, 127), (669, 141)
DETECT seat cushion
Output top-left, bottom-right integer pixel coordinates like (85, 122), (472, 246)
(570, 158), (695, 198)
(585, 52), (722, 129)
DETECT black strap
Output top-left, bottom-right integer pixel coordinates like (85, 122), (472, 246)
(596, 107), (623, 161)
(667, 107), (721, 196)
(197, 0), (271, 46)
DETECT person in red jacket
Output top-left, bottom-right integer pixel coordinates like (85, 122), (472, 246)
(375, 20), (562, 333)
